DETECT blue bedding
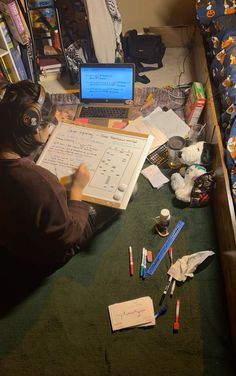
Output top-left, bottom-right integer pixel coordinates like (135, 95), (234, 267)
(196, 0), (236, 210)
(196, 1), (236, 25)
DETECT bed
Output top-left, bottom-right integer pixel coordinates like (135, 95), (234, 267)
(194, 0), (236, 352)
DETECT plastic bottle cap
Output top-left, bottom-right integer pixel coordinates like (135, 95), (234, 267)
(168, 136), (185, 150)
(160, 209), (170, 221)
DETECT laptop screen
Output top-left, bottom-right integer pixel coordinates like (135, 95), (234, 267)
(79, 63), (135, 103)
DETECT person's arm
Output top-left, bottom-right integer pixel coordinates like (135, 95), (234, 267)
(29, 163), (92, 266)
(69, 163), (90, 201)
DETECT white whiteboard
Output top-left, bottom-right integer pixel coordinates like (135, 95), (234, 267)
(37, 122), (153, 209)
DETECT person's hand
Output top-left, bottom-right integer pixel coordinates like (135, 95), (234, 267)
(69, 163), (90, 201)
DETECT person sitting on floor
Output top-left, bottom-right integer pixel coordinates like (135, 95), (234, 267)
(0, 80), (119, 276)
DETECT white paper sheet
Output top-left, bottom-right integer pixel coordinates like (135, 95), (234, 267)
(141, 165), (169, 189)
(142, 108), (190, 139)
(125, 116), (168, 152)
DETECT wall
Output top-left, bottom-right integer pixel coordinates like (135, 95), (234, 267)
(117, 0), (196, 33)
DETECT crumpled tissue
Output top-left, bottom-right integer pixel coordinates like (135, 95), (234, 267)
(167, 250), (215, 282)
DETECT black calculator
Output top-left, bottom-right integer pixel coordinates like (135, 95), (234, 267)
(146, 143), (168, 166)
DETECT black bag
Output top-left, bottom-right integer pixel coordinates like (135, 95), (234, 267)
(122, 30), (166, 83)
(125, 29), (165, 65)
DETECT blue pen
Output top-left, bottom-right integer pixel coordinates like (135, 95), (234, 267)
(155, 304), (168, 319)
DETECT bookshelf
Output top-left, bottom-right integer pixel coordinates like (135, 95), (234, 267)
(0, 12), (23, 82)
(23, 0), (72, 82)
(0, 1), (35, 83)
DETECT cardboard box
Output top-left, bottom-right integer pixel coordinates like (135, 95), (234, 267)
(184, 82), (206, 126)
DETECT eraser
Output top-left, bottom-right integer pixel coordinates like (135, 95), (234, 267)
(146, 250), (153, 263)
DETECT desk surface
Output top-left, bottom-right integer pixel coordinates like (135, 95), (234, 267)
(50, 86), (187, 127)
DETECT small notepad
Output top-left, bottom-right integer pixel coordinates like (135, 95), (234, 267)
(108, 296), (155, 331)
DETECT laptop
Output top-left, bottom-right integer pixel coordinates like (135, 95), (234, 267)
(76, 63), (135, 121)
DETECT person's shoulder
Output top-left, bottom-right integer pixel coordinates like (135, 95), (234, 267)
(20, 157), (58, 181)
(20, 157), (63, 197)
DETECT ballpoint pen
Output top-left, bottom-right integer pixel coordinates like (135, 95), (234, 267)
(128, 246), (134, 276)
(159, 275), (172, 305)
(155, 304), (168, 319)
(170, 279), (176, 297)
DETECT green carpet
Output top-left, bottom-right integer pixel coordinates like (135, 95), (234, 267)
(0, 171), (235, 376)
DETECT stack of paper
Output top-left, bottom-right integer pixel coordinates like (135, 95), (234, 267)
(125, 107), (190, 153)
(142, 107), (190, 139)
(141, 165), (169, 189)
(126, 114), (168, 152)
(108, 296), (155, 331)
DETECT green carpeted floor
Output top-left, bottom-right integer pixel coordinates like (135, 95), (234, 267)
(0, 169), (235, 376)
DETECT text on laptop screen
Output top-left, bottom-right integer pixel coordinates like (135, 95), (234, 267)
(80, 64), (134, 103)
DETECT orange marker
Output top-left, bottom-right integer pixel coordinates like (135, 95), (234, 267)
(173, 299), (180, 332)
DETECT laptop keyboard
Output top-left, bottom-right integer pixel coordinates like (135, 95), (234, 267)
(79, 106), (129, 119)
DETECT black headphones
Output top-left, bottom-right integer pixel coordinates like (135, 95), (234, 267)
(19, 84), (46, 129)
(0, 81), (46, 129)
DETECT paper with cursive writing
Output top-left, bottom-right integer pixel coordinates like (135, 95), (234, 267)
(108, 296), (155, 331)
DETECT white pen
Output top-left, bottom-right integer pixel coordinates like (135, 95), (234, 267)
(142, 248), (147, 279)
(170, 279), (176, 297)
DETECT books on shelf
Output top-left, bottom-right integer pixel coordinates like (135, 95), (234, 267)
(0, 61), (5, 79)
(0, 54), (13, 81)
(0, 14), (28, 80)
(19, 42), (35, 81)
(0, 0), (30, 45)
(39, 56), (62, 68)
(38, 56), (63, 74)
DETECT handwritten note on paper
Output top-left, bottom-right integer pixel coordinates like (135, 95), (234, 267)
(108, 296), (155, 331)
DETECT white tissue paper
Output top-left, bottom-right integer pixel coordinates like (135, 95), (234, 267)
(167, 250), (215, 282)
